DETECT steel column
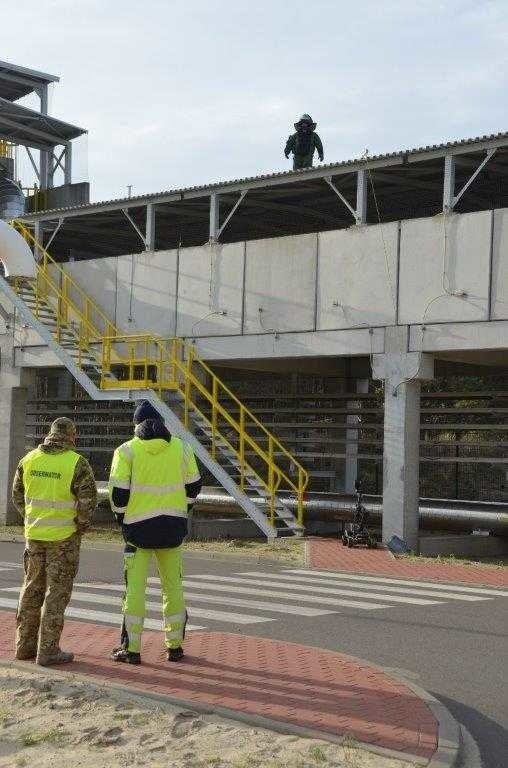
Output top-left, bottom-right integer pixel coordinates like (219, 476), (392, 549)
(146, 202), (156, 251)
(443, 155), (456, 212)
(63, 142), (72, 185)
(39, 84), (50, 190)
(209, 192), (220, 241)
(356, 169), (367, 224)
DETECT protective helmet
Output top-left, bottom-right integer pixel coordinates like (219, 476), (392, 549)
(294, 114), (316, 130)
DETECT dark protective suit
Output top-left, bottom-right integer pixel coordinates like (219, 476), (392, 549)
(284, 115), (324, 170)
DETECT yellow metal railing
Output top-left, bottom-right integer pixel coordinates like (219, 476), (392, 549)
(0, 140), (14, 159)
(22, 186), (48, 213)
(12, 221), (120, 343)
(10, 221), (309, 528)
(100, 335), (309, 526)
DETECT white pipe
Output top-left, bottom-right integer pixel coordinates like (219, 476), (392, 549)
(0, 220), (36, 278)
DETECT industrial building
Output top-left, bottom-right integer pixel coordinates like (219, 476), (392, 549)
(0, 60), (507, 552)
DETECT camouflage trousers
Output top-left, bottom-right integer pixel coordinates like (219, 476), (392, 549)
(15, 534), (81, 659)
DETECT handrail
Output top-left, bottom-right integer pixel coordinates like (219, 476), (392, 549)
(188, 347), (309, 485)
(0, 140), (14, 159)
(8, 223), (309, 528)
(100, 333), (309, 515)
(11, 220), (121, 341)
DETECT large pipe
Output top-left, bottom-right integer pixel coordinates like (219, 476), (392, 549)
(97, 484), (508, 535)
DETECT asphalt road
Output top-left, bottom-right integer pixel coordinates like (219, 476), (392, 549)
(0, 540), (506, 768)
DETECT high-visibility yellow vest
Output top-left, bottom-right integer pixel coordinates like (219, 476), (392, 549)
(21, 448), (80, 541)
(109, 436), (189, 525)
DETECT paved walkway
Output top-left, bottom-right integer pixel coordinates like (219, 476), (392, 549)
(0, 610), (438, 761)
(307, 539), (508, 587)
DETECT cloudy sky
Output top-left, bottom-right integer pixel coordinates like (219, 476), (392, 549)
(2, 0), (507, 202)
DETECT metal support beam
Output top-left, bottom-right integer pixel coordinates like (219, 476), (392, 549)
(45, 218), (63, 250)
(39, 84), (49, 190)
(51, 147), (66, 176)
(63, 142), (72, 185)
(25, 148), (40, 180)
(145, 203), (156, 251)
(209, 192), (220, 242)
(356, 169), (367, 225)
(33, 221), (43, 261)
(324, 177), (357, 221)
(121, 208), (147, 249)
(451, 149), (496, 208)
(217, 190), (248, 239)
(443, 155), (456, 212)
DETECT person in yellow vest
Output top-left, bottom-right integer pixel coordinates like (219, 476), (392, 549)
(109, 400), (201, 664)
(11, 417), (97, 666)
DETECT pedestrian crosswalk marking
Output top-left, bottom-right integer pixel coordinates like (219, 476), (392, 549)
(184, 575), (444, 606)
(0, 596), (205, 632)
(73, 582), (334, 617)
(179, 580), (388, 610)
(2, 559), (499, 636)
(65, 590), (272, 625)
(1, 586), (272, 625)
(75, 579), (386, 610)
(238, 571), (491, 602)
(285, 569), (508, 598)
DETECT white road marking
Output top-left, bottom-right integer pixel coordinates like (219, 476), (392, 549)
(0, 561), (22, 568)
(0, 596), (204, 631)
(69, 590), (272, 625)
(237, 571), (490, 602)
(184, 575), (443, 606)
(73, 583), (335, 617)
(180, 581), (387, 610)
(285, 569), (508, 597)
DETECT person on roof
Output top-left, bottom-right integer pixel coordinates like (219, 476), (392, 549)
(284, 114), (324, 170)
(109, 400), (202, 664)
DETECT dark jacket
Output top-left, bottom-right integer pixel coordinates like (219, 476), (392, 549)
(110, 419), (202, 549)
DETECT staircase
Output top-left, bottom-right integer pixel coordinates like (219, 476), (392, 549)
(0, 222), (308, 538)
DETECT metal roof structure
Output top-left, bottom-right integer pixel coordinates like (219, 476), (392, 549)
(21, 130), (508, 261)
(0, 97), (86, 150)
(0, 60), (59, 102)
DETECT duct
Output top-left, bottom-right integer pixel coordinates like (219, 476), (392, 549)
(96, 484), (508, 535)
(0, 219), (36, 278)
(0, 165), (25, 221)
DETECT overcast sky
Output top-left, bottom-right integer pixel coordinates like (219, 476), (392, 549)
(2, 0), (507, 202)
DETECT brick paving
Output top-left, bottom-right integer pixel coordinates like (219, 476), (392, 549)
(0, 610), (437, 759)
(308, 539), (508, 587)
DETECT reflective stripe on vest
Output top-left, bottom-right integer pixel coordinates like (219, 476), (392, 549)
(123, 436), (187, 525)
(21, 448), (80, 542)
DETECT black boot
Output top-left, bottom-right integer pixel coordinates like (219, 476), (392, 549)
(167, 647), (184, 662)
(111, 647), (141, 665)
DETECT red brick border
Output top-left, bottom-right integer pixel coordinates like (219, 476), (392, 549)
(307, 540), (508, 588)
(0, 611), (437, 760)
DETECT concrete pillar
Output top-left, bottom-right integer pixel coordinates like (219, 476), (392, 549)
(0, 313), (35, 524)
(372, 328), (434, 552)
(344, 378), (369, 494)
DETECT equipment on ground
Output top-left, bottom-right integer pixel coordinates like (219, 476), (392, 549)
(341, 479), (376, 549)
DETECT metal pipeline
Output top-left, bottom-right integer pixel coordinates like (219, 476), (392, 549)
(97, 484), (508, 535)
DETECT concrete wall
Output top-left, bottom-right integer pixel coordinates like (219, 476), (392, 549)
(317, 223), (398, 330)
(244, 233), (317, 333)
(6, 207), (508, 357)
(399, 210), (492, 325)
(492, 208), (508, 320)
(177, 242), (244, 337)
